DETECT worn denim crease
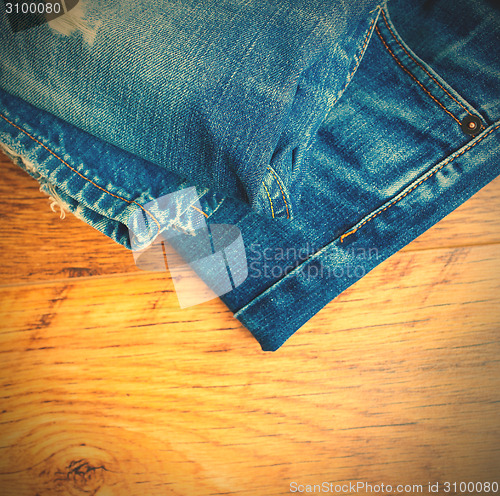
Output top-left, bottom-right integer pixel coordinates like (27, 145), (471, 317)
(0, 112), (161, 235)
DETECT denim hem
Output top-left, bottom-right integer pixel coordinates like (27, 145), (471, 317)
(223, 3), (500, 351)
(233, 121), (500, 351)
(0, 90), (226, 250)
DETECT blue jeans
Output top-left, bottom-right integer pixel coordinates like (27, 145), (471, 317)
(1, 0), (499, 350)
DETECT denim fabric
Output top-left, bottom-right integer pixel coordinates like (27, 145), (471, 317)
(0, 0), (380, 218)
(1, 0), (499, 350)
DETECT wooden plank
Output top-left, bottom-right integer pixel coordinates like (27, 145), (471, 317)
(0, 244), (498, 495)
(1, 151), (500, 285)
(0, 153), (138, 284)
(402, 177), (500, 251)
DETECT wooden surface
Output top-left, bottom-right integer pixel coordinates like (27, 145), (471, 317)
(0, 151), (499, 496)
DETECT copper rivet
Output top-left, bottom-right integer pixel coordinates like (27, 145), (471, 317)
(460, 115), (482, 136)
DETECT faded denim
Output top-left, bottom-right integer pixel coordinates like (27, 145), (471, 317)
(1, 0), (499, 350)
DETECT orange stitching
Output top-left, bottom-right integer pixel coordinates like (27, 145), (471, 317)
(0, 112), (163, 232)
(375, 25), (461, 125)
(340, 122), (500, 242)
(303, 8), (380, 158)
(380, 8), (473, 117)
(262, 182), (275, 218)
(190, 205), (208, 218)
(259, 9), (380, 220)
(264, 12), (380, 220)
(267, 166), (290, 219)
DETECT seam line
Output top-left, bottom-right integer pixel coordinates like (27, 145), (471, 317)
(340, 122), (500, 242)
(323, 6), (380, 115)
(0, 112), (162, 231)
(380, 8), (473, 117)
(0, 112), (210, 230)
(375, 25), (461, 125)
(341, 10), (379, 96)
(190, 205), (209, 218)
(262, 182), (275, 218)
(266, 166), (290, 219)
(303, 5), (381, 159)
(257, 6), (381, 220)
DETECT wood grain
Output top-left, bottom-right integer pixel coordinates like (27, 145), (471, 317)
(0, 151), (499, 496)
(0, 159), (135, 285)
